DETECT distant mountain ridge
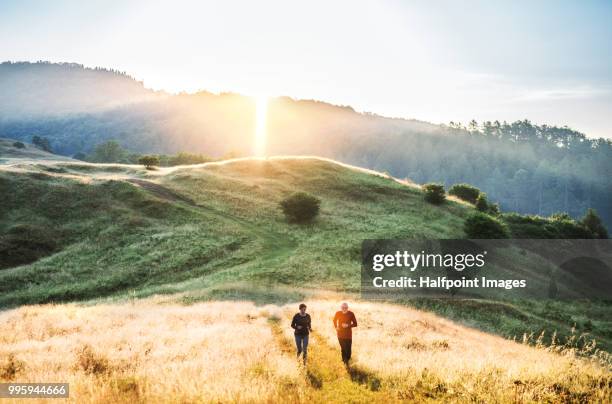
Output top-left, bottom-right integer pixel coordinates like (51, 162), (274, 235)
(0, 61), (160, 117)
(0, 61), (610, 228)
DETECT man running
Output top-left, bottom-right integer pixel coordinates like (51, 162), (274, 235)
(333, 302), (357, 365)
(291, 303), (312, 364)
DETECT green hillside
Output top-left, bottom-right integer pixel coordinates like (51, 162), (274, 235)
(0, 157), (468, 305)
(1, 155), (611, 352)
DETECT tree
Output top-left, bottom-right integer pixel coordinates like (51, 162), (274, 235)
(138, 155), (160, 170)
(31, 135), (52, 152)
(580, 208), (608, 239)
(488, 202), (501, 216)
(89, 140), (125, 163)
(464, 212), (509, 238)
(475, 193), (489, 212)
(169, 152), (213, 165)
(422, 183), (446, 205)
(279, 192), (321, 223)
(12, 141), (25, 149)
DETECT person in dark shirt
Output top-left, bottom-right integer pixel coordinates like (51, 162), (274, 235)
(291, 303), (312, 364)
(333, 302), (357, 365)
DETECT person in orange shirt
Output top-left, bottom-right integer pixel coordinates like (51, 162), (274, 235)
(333, 302), (357, 365)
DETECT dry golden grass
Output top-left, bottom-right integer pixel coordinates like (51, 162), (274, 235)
(1, 298), (610, 403)
(0, 300), (306, 403)
(281, 300), (611, 402)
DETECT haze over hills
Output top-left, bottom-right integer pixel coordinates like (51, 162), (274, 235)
(0, 62), (611, 227)
(0, 62), (159, 117)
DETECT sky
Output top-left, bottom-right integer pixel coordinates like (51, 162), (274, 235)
(1, 0), (611, 138)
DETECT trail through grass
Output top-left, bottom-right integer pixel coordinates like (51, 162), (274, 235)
(267, 316), (393, 403)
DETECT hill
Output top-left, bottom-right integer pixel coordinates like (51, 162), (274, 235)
(0, 62), (610, 229)
(0, 156), (468, 305)
(0, 137), (73, 162)
(0, 61), (157, 117)
(1, 155), (610, 402)
(1, 155), (611, 351)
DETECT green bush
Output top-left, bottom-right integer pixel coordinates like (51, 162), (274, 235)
(12, 141), (25, 149)
(448, 183), (481, 204)
(549, 215), (592, 239)
(501, 212), (593, 239)
(422, 183), (446, 205)
(169, 152), (213, 166)
(475, 193), (489, 212)
(138, 155), (160, 170)
(279, 192), (321, 223)
(89, 140), (126, 163)
(32, 135), (52, 152)
(580, 208), (608, 239)
(464, 212), (509, 238)
(488, 202), (501, 216)
(501, 213), (552, 238)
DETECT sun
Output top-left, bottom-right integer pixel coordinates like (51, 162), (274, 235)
(254, 95), (268, 157)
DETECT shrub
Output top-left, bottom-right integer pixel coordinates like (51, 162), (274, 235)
(422, 183), (446, 205)
(89, 140), (126, 163)
(169, 152), (213, 165)
(501, 213), (552, 238)
(488, 202), (501, 216)
(464, 212), (509, 238)
(32, 135), (52, 152)
(138, 155), (160, 170)
(448, 183), (481, 204)
(279, 192), (321, 223)
(475, 193), (489, 212)
(12, 141), (25, 149)
(501, 212), (595, 239)
(580, 208), (608, 239)
(549, 216), (592, 239)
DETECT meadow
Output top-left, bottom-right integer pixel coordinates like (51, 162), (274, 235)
(0, 297), (610, 403)
(1, 149), (611, 402)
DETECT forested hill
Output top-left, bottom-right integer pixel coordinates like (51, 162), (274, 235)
(0, 61), (610, 227)
(0, 61), (158, 117)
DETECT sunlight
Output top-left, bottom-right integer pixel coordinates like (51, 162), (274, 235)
(254, 96), (268, 157)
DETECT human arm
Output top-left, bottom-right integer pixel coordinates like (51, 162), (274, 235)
(351, 312), (358, 328)
(291, 314), (298, 330)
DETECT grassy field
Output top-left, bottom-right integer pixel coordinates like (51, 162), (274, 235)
(1, 155), (611, 348)
(0, 156), (469, 308)
(1, 152), (611, 402)
(0, 297), (609, 403)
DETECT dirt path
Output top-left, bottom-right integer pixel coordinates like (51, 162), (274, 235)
(126, 178), (199, 205)
(267, 316), (395, 403)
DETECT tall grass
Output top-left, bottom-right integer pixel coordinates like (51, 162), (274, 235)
(1, 298), (609, 403)
(0, 300), (305, 403)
